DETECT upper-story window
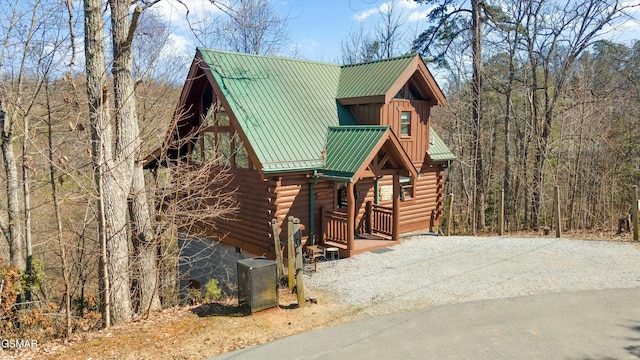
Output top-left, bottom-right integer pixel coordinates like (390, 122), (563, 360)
(400, 111), (411, 136)
(189, 98), (251, 169)
(394, 83), (425, 101)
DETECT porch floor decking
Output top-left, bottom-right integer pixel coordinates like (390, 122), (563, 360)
(322, 236), (399, 257)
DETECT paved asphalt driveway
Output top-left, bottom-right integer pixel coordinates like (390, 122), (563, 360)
(214, 287), (640, 359)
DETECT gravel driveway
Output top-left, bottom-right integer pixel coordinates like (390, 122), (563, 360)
(305, 236), (640, 315)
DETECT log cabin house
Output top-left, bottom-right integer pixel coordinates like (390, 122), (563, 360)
(146, 49), (455, 258)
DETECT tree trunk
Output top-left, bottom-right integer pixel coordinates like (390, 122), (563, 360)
(130, 165), (161, 315)
(0, 101), (24, 271)
(45, 80), (72, 336)
(108, 1), (160, 316)
(22, 110), (33, 303)
(471, 0), (484, 232)
(84, 0), (133, 326)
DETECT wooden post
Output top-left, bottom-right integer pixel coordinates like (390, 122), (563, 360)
(320, 206), (325, 244)
(366, 201), (373, 234)
(347, 182), (355, 250)
(287, 216), (295, 290)
(499, 189), (504, 236)
(271, 219), (285, 283)
(633, 185), (638, 242)
(554, 185), (561, 238)
(446, 193), (453, 236)
(293, 218), (305, 307)
(392, 174), (400, 241)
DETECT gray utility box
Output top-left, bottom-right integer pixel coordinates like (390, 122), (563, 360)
(237, 257), (278, 313)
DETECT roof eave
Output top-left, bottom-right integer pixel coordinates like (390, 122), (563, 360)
(337, 95), (386, 105)
(383, 55), (447, 106)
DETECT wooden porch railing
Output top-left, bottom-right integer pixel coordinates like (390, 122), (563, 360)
(322, 209), (348, 245)
(368, 202), (393, 237)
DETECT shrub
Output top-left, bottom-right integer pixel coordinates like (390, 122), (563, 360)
(0, 259), (20, 318)
(203, 279), (222, 302)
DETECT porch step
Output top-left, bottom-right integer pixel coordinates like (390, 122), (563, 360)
(321, 238), (400, 258)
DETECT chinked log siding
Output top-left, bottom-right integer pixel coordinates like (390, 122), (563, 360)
(202, 157), (445, 257)
(206, 167), (276, 255)
(369, 167), (445, 233)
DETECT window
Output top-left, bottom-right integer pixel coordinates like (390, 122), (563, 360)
(203, 132), (216, 162)
(191, 136), (202, 163)
(337, 183), (347, 208)
(233, 133), (250, 168)
(202, 107), (215, 126)
(188, 96), (252, 168)
(218, 132), (231, 166)
(400, 176), (413, 201)
(400, 111), (411, 136)
(218, 108), (230, 126)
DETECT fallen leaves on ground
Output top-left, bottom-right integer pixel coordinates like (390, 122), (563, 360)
(11, 289), (359, 360)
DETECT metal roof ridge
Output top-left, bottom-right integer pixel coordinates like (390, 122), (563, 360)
(197, 47), (341, 67)
(339, 52), (418, 68)
(328, 125), (390, 130)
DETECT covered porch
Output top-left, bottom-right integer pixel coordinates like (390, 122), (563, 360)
(314, 126), (418, 257)
(321, 201), (399, 257)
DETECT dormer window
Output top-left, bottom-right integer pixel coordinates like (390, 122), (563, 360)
(394, 82), (426, 101)
(400, 111), (411, 136)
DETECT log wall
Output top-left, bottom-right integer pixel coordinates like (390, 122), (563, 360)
(203, 167), (276, 256)
(358, 166), (446, 234)
(204, 163), (446, 256)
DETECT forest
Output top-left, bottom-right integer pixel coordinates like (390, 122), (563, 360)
(0, 0), (639, 344)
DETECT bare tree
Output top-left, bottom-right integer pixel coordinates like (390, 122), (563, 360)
(44, 78), (73, 336)
(414, 0), (489, 232)
(341, 23), (379, 64)
(523, 0), (633, 229)
(341, 0), (410, 64)
(375, 0), (410, 59)
(0, 100), (21, 270)
(1, 0), (71, 278)
(146, 115), (239, 306)
(84, 0), (116, 326)
(84, 0), (184, 324)
(194, 0), (290, 55)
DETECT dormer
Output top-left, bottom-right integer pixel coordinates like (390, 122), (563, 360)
(336, 54), (446, 165)
(336, 53), (445, 106)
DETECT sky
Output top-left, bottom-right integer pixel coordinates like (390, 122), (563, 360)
(149, 0), (640, 76)
(272, 0), (430, 62)
(153, 0), (433, 63)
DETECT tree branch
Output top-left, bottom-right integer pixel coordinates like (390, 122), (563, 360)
(126, 6), (142, 48)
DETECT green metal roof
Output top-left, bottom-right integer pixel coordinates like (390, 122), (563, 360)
(428, 127), (457, 162)
(200, 49), (358, 173)
(336, 54), (416, 100)
(322, 126), (390, 181)
(197, 49), (453, 174)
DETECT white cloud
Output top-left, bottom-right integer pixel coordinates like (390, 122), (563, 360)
(152, 0), (227, 32)
(354, 7), (379, 21)
(166, 32), (195, 55)
(353, 0), (429, 23)
(407, 9), (430, 22)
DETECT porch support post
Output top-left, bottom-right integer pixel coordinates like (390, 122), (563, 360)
(366, 201), (373, 234)
(347, 182), (355, 251)
(392, 174), (400, 241)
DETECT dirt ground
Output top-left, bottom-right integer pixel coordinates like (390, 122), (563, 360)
(6, 289), (363, 360)
(4, 230), (637, 360)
